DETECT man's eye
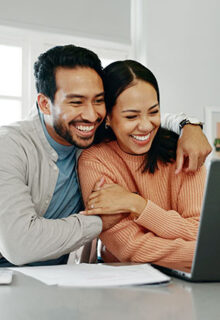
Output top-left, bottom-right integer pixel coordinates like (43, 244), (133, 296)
(70, 101), (82, 105)
(125, 115), (137, 119)
(94, 99), (105, 104)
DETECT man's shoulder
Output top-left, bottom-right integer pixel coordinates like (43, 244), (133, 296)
(0, 115), (40, 149)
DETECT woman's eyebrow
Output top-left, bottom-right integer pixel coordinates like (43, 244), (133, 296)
(121, 103), (159, 113)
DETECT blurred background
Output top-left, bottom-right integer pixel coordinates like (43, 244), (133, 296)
(0, 0), (219, 146)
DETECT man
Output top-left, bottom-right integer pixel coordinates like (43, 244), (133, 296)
(0, 45), (211, 266)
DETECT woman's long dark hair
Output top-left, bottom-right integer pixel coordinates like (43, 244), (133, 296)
(94, 60), (178, 173)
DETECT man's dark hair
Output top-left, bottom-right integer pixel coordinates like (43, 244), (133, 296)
(94, 60), (178, 173)
(34, 44), (103, 103)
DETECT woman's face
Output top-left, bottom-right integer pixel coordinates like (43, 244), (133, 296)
(107, 80), (160, 155)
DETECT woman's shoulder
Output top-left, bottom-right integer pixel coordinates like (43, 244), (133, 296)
(79, 141), (118, 162)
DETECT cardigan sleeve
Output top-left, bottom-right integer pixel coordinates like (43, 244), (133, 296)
(161, 112), (186, 134)
(0, 135), (102, 266)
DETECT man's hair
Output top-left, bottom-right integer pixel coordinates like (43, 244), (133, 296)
(34, 44), (103, 103)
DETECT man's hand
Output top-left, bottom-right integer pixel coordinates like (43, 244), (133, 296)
(101, 213), (128, 232)
(175, 125), (212, 174)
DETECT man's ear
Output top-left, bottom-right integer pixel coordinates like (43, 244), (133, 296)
(37, 93), (51, 115)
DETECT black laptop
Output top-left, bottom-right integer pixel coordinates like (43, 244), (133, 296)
(154, 158), (220, 282)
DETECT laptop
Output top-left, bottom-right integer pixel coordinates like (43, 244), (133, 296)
(153, 158), (220, 282)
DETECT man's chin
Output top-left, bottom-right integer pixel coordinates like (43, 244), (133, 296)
(73, 136), (95, 149)
(77, 141), (93, 149)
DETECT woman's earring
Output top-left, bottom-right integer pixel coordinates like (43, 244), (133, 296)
(105, 122), (110, 130)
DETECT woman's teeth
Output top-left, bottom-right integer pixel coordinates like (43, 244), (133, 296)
(76, 125), (95, 132)
(132, 134), (150, 141)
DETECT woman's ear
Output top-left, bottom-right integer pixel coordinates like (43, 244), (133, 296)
(37, 93), (51, 115)
(105, 115), (111, 127)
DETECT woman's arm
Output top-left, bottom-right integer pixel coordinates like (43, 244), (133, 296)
(78, 154), (206, 270)
(100, 216), (195, 271)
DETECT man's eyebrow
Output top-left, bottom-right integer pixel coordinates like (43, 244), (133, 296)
(95, 92), (105, 97)
(65, 92), (105, 99)
(65, 94), (84, 99)
(121, 103), (159, 113)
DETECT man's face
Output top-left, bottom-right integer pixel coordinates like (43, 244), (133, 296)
(44, 67), (106, 148)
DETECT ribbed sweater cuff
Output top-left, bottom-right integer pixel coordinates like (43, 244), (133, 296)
(135, 200), (168, 233)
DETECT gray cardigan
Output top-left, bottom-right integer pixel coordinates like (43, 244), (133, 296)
(0, 108), (102, 265)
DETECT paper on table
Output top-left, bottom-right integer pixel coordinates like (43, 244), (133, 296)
(9, 263), (170, 287)
(0, 269), (13, 285)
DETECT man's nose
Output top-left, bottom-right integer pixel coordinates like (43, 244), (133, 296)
(82, 104), (98, 122)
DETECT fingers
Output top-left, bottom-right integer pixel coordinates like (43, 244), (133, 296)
(80, 208), (104, 215)
(195, 156), (205, 170)
(87, 198), (100, 209)
(175, 150), (184, 174)
(92, 177), (106, 192)
(80, 206), (128, 216)
(88, 183), (115, 201)
(88, 191), (100, 201)
(176, 150), (204, 174)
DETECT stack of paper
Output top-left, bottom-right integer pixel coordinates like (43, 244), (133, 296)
(0, 269), (13, 284)
(9, 263), (170, 287)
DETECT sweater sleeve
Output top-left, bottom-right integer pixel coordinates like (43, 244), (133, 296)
(78, 151), (206, 271)
(78, 156), (118, 205)
(100, 167), (206, 270)
(134, 166), (206, 241)
(101, 216), (195, 270)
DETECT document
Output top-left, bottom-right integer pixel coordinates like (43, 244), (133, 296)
(0, 269), (13, 284)
(9, 263), (170, 287)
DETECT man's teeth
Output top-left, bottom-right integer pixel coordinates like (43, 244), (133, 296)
(76, 125), (94, 132)
(132, 134), (150, 141)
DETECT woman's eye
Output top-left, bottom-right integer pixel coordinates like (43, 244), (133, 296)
(150, 110), (159, 115)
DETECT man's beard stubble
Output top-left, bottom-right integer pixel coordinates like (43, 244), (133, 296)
(53, 119), (98, 149)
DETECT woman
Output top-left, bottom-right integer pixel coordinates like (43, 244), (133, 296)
(78, 60), (206, 271)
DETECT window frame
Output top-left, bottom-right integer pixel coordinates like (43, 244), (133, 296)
(0, 24), (132, 122)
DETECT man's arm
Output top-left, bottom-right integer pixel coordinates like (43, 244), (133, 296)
(0, 137), (102, 266)
(161, 113), (212, 173)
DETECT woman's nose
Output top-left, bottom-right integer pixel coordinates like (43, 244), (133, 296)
(138, 117), (152, 131)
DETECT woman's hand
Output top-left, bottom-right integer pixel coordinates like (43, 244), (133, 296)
(82, 183), (147, 217)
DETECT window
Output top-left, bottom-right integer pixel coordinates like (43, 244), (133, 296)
(0, 44), (22, 126)
(0, 25), (132, 125)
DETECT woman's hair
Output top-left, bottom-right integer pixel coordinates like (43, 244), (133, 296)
(94, 60), (178, 173)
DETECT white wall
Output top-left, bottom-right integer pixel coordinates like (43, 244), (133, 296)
(2, 0), (219, 123)
(142, 0), (220, 121)
(0, 0), (130, 44)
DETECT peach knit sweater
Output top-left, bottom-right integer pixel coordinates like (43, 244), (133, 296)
(78, 141), (206, 271)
